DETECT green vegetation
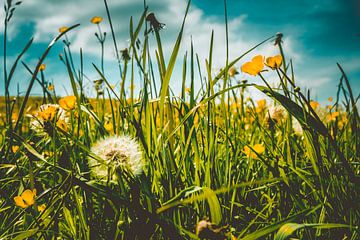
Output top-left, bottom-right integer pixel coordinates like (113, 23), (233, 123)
(0, 0), (359, 239)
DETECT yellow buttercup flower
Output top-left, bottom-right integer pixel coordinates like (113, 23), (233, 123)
(38, 204), (46, 212)
(241, 55), (264, 76)
(47, 84), (54, 91)
(59, 96), (76, 110)
(243, 144), (265, 158)
(12, 146), (19, 153)
(91, 16), (103, 24)
(59, 26), (68, 33)
(265, 55), (282, 69)
(39, 64), (46, 71)
(328, 97), (333, 102)
(309, 101), (319, 109)
(185, 87), (191, 94)
(14, 189), (36, 208)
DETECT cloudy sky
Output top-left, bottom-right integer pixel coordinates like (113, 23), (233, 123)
(1, 0), (359, 102)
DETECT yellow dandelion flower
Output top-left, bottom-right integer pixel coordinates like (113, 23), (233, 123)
(91, 16), (103, 24)
(243, 144), (265, 158)
(59, 96), (76, 110)
(47, 84), (54, 91)
(38, 105), (58, 121)
(185, 87), (191, 94)
(30, 104), (69, 135)
(59, 26), (68, 33)
(265, 55), (282, 69)
(39, 64), (46, 71)
(328, 97), (333, 102)
(241, 55), (264, 76)
(14, 189), (36, 208)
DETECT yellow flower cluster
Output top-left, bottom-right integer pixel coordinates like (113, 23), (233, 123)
(241, 55), (282, 76)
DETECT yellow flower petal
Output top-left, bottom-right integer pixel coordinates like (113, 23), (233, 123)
(91, 16), (103, 24)
(56, 119), (68, 131)
(59, 96), (76, 110)
(253, 144), (265, 155)
(241, 55), (264, 76)
(310, 101), (319, 109)
(59, 26), (68, 33)
(39, 64), (46, 71)
(21, 189), (36, 206)
(38, 204), (46, 212)
(47, 84), (54, 91)
(243, 144), (265, 158)
(14, 196), (28, 208)
(38, 105), (57, 121)
(12, 146), (19, 153)
(265, 55), (282, 69)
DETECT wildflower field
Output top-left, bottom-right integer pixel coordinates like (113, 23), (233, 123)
(0, 0), (359, 239)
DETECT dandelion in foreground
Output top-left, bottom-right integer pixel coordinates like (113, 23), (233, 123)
(14, 189), (36, 208)
(30, 104), (69, 135)
(243, 144), (265, 158)
(241, 55), (264, 76)
(91, 16), (103, 24)
(89, 135), (144, 180)
(265, 55), (282, 69)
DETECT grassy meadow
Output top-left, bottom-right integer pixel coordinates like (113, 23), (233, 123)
(0, 0), (359, 239)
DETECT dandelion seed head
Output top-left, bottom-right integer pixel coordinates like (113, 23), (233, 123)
(292, 117), (303, 136)
(266, 105), (286, 124)
(89, 135), (144, 180)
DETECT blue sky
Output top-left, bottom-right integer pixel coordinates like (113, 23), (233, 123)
(0, 0), (359, 103)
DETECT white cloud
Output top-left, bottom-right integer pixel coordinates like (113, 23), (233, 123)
(6, 0), (338, 99)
